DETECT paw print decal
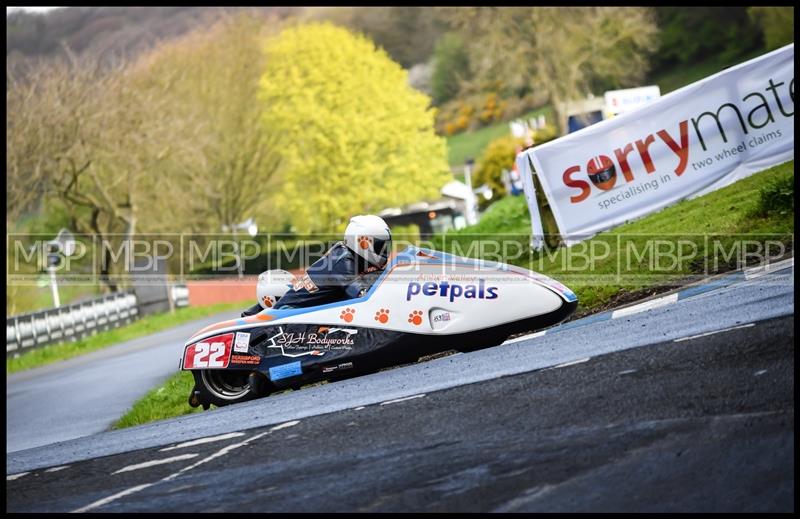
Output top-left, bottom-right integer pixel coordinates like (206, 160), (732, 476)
(340, 308), (355, 323)
(408, 310), (423, 326)
(358, 235), (371, 249)
(374, 308), (390, 324)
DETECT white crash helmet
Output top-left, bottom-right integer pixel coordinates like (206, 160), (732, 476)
(256, 269), (293, 309)
(343, 215), (392, 268)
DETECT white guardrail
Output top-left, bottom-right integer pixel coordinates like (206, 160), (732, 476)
(171, 285), (190, 309)
(6, 284), (189, 356)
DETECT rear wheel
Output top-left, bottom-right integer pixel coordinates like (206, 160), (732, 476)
(192, 369), (261, 408)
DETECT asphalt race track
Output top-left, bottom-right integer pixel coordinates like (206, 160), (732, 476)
(6, 310), (241, 452)
(6, 262), (794, 512)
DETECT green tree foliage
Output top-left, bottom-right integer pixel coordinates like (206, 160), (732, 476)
(748, 7), (794, 51)
(445, 7), (659, 135)
(302, 7), (449, 68)
(652, 7), (762, 70)
(258, 22), (451, 233)
(431, 32), (470, 105)
(473, 135), (524, 206)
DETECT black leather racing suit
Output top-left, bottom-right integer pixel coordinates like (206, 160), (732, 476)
(241, 242), (381, 316)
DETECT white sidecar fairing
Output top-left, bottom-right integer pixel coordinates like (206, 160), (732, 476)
(181, 247), (576, 387)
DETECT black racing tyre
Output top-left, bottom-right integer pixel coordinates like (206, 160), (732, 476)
(192, 369), (260, 408)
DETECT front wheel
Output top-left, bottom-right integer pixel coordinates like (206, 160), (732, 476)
(191, 369), (259, 408)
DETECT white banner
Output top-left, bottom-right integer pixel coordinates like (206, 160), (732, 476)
(524, 44), (794, 244)
(517, 151), (546, 251)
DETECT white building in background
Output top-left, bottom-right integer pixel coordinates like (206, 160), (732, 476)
(603, 85), (661, 119)
(560, 85), (662, 134)
(378, 178), (498, 237)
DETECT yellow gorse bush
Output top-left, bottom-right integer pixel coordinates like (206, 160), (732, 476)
(259, 22), (451, 233)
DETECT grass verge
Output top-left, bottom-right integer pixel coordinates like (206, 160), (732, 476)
(446, 106), (553, 167)
(433, 160), (794, 310)
(7, 300), (250, 375)
(112, 370), (325, 430)
(112, 370), (202, 429)
(6, 283), (105, 317)
(648, 48), (766, 95)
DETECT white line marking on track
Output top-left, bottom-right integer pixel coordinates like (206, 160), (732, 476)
(112, 454), (199, 475)
(612, 293), (678, 319)
(72, 421), (301, 513)
(744, 257), (794, 280)
(380, 394), (426, 406)
(159, 433), (271, 484)
(674, 323), (755, 343)
(271, 420), (300, 431)
(550, 357), (591, 369)
(754, 370), (768, 376)
(354, 406), (366, 411)
(7, 472), (29, 481)
(159, 432), (246, 452)
(72, 483), (155, 513)
(45, 466), (70, 473)
(502, 330), (547, 345)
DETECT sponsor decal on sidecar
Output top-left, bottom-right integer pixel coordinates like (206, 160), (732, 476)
(269, 361), (302, 381)
(406, 279), (499, 302)
(234, 332), (250, 353)
(322, 361), (354, 374)
(230, 354), (260, 365)
(432, 312), (451, 323)
(266, 326), (357, 358)
(429, 309), (454, 331)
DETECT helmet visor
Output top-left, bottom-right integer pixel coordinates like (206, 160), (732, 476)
(372, 236), (391, 263)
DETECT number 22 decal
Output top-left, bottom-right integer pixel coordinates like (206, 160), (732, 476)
(193, 342), (226, 367)
(184, 333), (233, 369)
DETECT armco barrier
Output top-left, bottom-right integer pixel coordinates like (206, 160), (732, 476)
(6, 292), (138, 356)
(6, 284), (190, 357)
